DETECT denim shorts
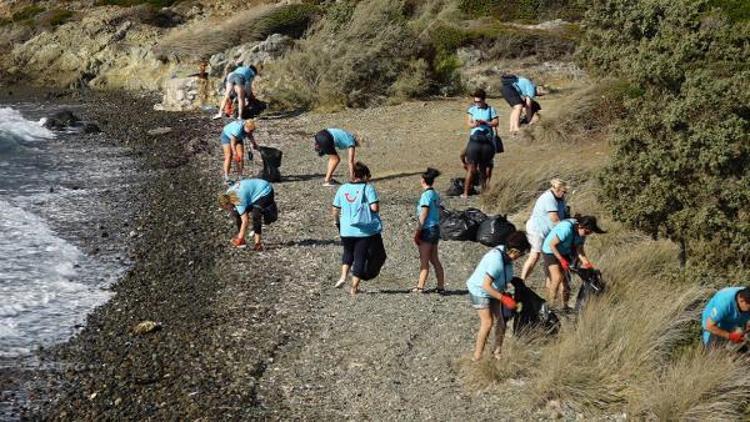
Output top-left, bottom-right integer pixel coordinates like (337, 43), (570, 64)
(469, 293), (497, 310)
(227, 73), (245, 86)
(420, 226), (440, 244)
(220, 134), (243, 146)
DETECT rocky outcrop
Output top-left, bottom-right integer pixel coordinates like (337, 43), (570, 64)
(155, 33), (294, 112)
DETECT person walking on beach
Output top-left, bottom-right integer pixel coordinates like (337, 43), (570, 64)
(218, 177), (276, 251)
(213, 64), (258, 120)
(467, 231), (530, 361)
(520, 179), (568, 282)
(412, 168), (445, 294)
(461, 89), (498, 198)
(542, 215), (605, 311)
(332, 162), (383, 295)
(500, 74), (544, 135)
(220, 119), (258, 185)
(314, 128), (358, 187)
(701, 287), (750, 348)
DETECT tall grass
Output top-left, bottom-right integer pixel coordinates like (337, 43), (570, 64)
(153, 4), (318, 60)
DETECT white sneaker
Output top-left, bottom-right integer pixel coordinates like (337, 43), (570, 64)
(212, 113), (223, 120)
(323, 179), (339, 187)
(335, 278), (347, 288)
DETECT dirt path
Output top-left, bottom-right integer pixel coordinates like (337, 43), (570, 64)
(219, 97), (569, 419)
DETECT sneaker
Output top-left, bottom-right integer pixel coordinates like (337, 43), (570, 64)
(252, 243), (265, 252)
(335, 278), (347, 288)
(212, 113), (223, 120)
(224, 177), (235, 186)
(323, 179), (339, 187)
(231, 237), (247, 248)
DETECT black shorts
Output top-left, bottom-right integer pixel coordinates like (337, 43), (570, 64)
(419, 226), (440, 244)
(542, 253), (572, 278)
(501, 85), (524, 107)
(464, 134), (495, 166)
(314, 130), (336, 156)
(530, 99), (542, 113)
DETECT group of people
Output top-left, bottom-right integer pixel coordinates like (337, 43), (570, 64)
(208, 67), (746, 361)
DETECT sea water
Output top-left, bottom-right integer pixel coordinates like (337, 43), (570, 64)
(0, 106), (124, 362)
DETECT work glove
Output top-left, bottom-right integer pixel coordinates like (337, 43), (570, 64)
(500, 293), (518, 311)
(413, 230), (421, 246)
(558, 257), (570, 272)
(728, 331), (745, 344)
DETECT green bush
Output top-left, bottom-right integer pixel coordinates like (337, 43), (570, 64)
(589, 0), (750, 268)
(458, 0), (584, 22)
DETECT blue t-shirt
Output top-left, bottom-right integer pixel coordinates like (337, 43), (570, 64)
(467, 105), (498, 137)
(528, 190), (566, 235)
(222, 121), (246, 141)
(701, 287), (750, 344)
(333, 182), (382, 237)
(326, 128), (356, 149)
(542, 219), (584, 256)
(417, 188), (441, 229)
(466, 246), (514, 298)
(513, 77), (536, 99)
(227, 178), (273, 215)
(233, 66), (256, 84)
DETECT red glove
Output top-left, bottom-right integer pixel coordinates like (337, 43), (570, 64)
(728, 331), (745, 344)
(558, 257), (570, 272)
(500, 293), (517, 311)
(413, 230), (421, 245)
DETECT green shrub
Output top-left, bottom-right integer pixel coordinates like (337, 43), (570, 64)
(458, 0), (584, 22)
(389, 58), (431, 100)
(36, 9), (74, 27)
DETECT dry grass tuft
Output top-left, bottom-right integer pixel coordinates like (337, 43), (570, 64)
(153, 3), (317, 60)
(629, 349), (750, 420)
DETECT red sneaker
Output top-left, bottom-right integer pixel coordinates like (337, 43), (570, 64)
(253, 243), (264, 252)
(231, 237), (247, 248)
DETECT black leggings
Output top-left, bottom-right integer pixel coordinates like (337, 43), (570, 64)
(341, 233), (381, 279)
(250, 191), (275, 234)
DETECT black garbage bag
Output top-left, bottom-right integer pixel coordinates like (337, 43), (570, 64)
(510, 277), (560, 336)
(439, 208), (478, 241)
(258, 146), (283, 182)
(572, 267), (605, 313)
(477, 215), (516, 247)
(464, 208), (488, 225)
(445, 178), (478, 197)
(233, 98), (267, 119)
(360, 234), (387, 281)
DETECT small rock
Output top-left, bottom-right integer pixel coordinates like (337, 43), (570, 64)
(132, 321), (162, 335)
(148, 127), (173, 136)
(82, 123), (101, 134)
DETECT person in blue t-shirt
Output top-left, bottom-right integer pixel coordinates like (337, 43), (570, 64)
(461, 88), (499, 198)
(542, 215), (605, 310)
(332, 162), (383, 295)
(220, 119), (258, 185)
(466, 232), (530, 361)
(500, 74), (546, 136)
(218, 177), (276, 251)
(214, 64), (259, 120)
(521, 178), (568, 281)
(702, 287), (750, 348)
(314, 128), (359, 187)
(412, 168), (445, 294)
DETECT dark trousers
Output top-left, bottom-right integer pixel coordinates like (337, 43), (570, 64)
(251, 191), (275, 234)
(341, 234), (379, 279)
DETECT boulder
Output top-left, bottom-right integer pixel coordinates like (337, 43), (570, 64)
(43, 110), (80, 130)
(154, 76), (213, 112)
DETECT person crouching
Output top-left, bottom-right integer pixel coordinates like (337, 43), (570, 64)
(702, 286), (750, 348)
(466, 232), (530, 361)
(218, 177), (276, 251)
